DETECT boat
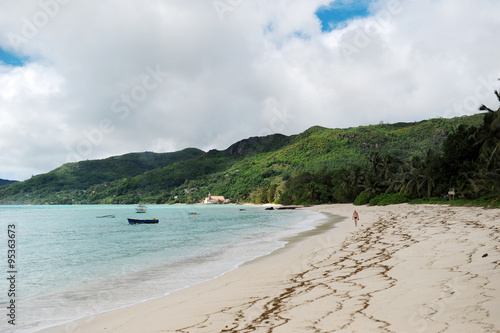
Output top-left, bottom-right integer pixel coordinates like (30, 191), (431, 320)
(188, 212), (199, 215)
(96, 214), (115, 218)
(128, 218), (159, 224)
(136, 204), (147, 213)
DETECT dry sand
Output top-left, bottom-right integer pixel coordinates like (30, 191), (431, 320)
(43, 204), (499, 333)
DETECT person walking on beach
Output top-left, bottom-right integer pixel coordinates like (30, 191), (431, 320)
(352, 210), (359, 227)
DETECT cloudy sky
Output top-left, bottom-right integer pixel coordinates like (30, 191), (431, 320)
(0, 0), (499, 181)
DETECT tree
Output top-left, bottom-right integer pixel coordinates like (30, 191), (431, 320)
(475, 83), (500, 169)
(340, 166), (364, 201)
(304, 182), (319, 202)
(401, 156), (425, 197)
(267, 184), (278, 203)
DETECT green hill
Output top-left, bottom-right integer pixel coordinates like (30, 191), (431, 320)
(168, 114), (485, 204)
(0, 148), (204, 204)
(0, 179), (17, 187)
(0, 113), (486, 205)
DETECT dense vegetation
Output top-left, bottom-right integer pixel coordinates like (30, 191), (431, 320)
(0, 179), (17, 187)
(1, 89), (498, 207)
(0, 148), (205, 204)
(277, 90), (500, 208)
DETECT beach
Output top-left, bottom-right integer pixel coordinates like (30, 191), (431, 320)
(43, 203), (500, 333)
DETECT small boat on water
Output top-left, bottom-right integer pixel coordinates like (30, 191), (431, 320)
(188, 212), (199, 215)
(128, 218), (159, 224)
(136, 204), (147, 213)
(96, 214), (115, 218)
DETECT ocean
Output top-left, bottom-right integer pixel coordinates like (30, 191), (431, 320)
(0, 204), (326, 332)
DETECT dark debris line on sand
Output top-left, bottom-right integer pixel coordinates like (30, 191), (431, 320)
(177, 206), (499, 333)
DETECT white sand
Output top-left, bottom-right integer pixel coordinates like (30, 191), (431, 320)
(42, 204), (500, 333)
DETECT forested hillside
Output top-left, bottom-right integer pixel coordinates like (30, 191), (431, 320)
(275, 95), (500, 207)
(0, 112), (489, 205)
(0, 179), (17, 187)
(0, 148), (204, 204)
(169, 114), (488, 204)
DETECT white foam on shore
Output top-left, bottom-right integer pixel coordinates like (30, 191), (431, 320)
(25, 209), (329, 333)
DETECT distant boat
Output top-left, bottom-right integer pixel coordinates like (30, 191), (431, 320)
(136, 204), (147, 213)
(128, 218), (158, 224)
(96, 214), (115, 218)
(188, 212), (199, 215)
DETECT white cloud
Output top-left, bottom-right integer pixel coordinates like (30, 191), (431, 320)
(0, 0), (499, 181)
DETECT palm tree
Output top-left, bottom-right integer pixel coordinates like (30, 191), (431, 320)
(401, 156), (425, 197)
(368, 152), (384, 178)
(360, 173), (386, 198)
(341, 166), (364, 201)
(304, 182), (318, 203)
(420, 149), (437, 197)
(386, 164), (405, 194)
(465, 167), (500, 198)
(419, 173), (435, 198)
(475, 85), (500, 169)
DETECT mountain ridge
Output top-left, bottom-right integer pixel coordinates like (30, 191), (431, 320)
(0, 179), (18, 187)
(0, 113), (485, 204)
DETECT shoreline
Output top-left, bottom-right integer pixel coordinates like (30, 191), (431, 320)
(38, 206), (346, 333)
(32, 205), (331, 332)
(40, 203), (499, 333)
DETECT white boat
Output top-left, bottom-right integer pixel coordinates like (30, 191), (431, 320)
(136, 204), (147, 213)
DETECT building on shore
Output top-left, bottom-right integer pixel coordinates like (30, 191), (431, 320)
(204, 192), (226, 204)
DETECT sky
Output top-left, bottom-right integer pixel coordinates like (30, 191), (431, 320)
(0, 0), (499, 181)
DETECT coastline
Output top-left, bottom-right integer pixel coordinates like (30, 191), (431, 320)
(41, 203), (499, 333)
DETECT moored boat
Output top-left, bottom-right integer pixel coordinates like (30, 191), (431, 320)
(96, 214), (115, 218)
(136, 204), (147, 213)
(128, 218), (159, 224)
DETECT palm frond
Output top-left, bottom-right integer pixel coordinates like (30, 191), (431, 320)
(479, 105), (495, 113)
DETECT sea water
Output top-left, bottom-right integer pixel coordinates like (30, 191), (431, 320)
(0, 204), (326, 332)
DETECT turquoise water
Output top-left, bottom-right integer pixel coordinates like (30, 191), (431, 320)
(0, 205), (325, 332)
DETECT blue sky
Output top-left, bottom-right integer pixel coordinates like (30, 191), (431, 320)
(0, 47), (26, 67)
(316, 0), (372, 32)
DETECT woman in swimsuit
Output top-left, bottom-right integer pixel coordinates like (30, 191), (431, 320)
(352, 210), (359, 227)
